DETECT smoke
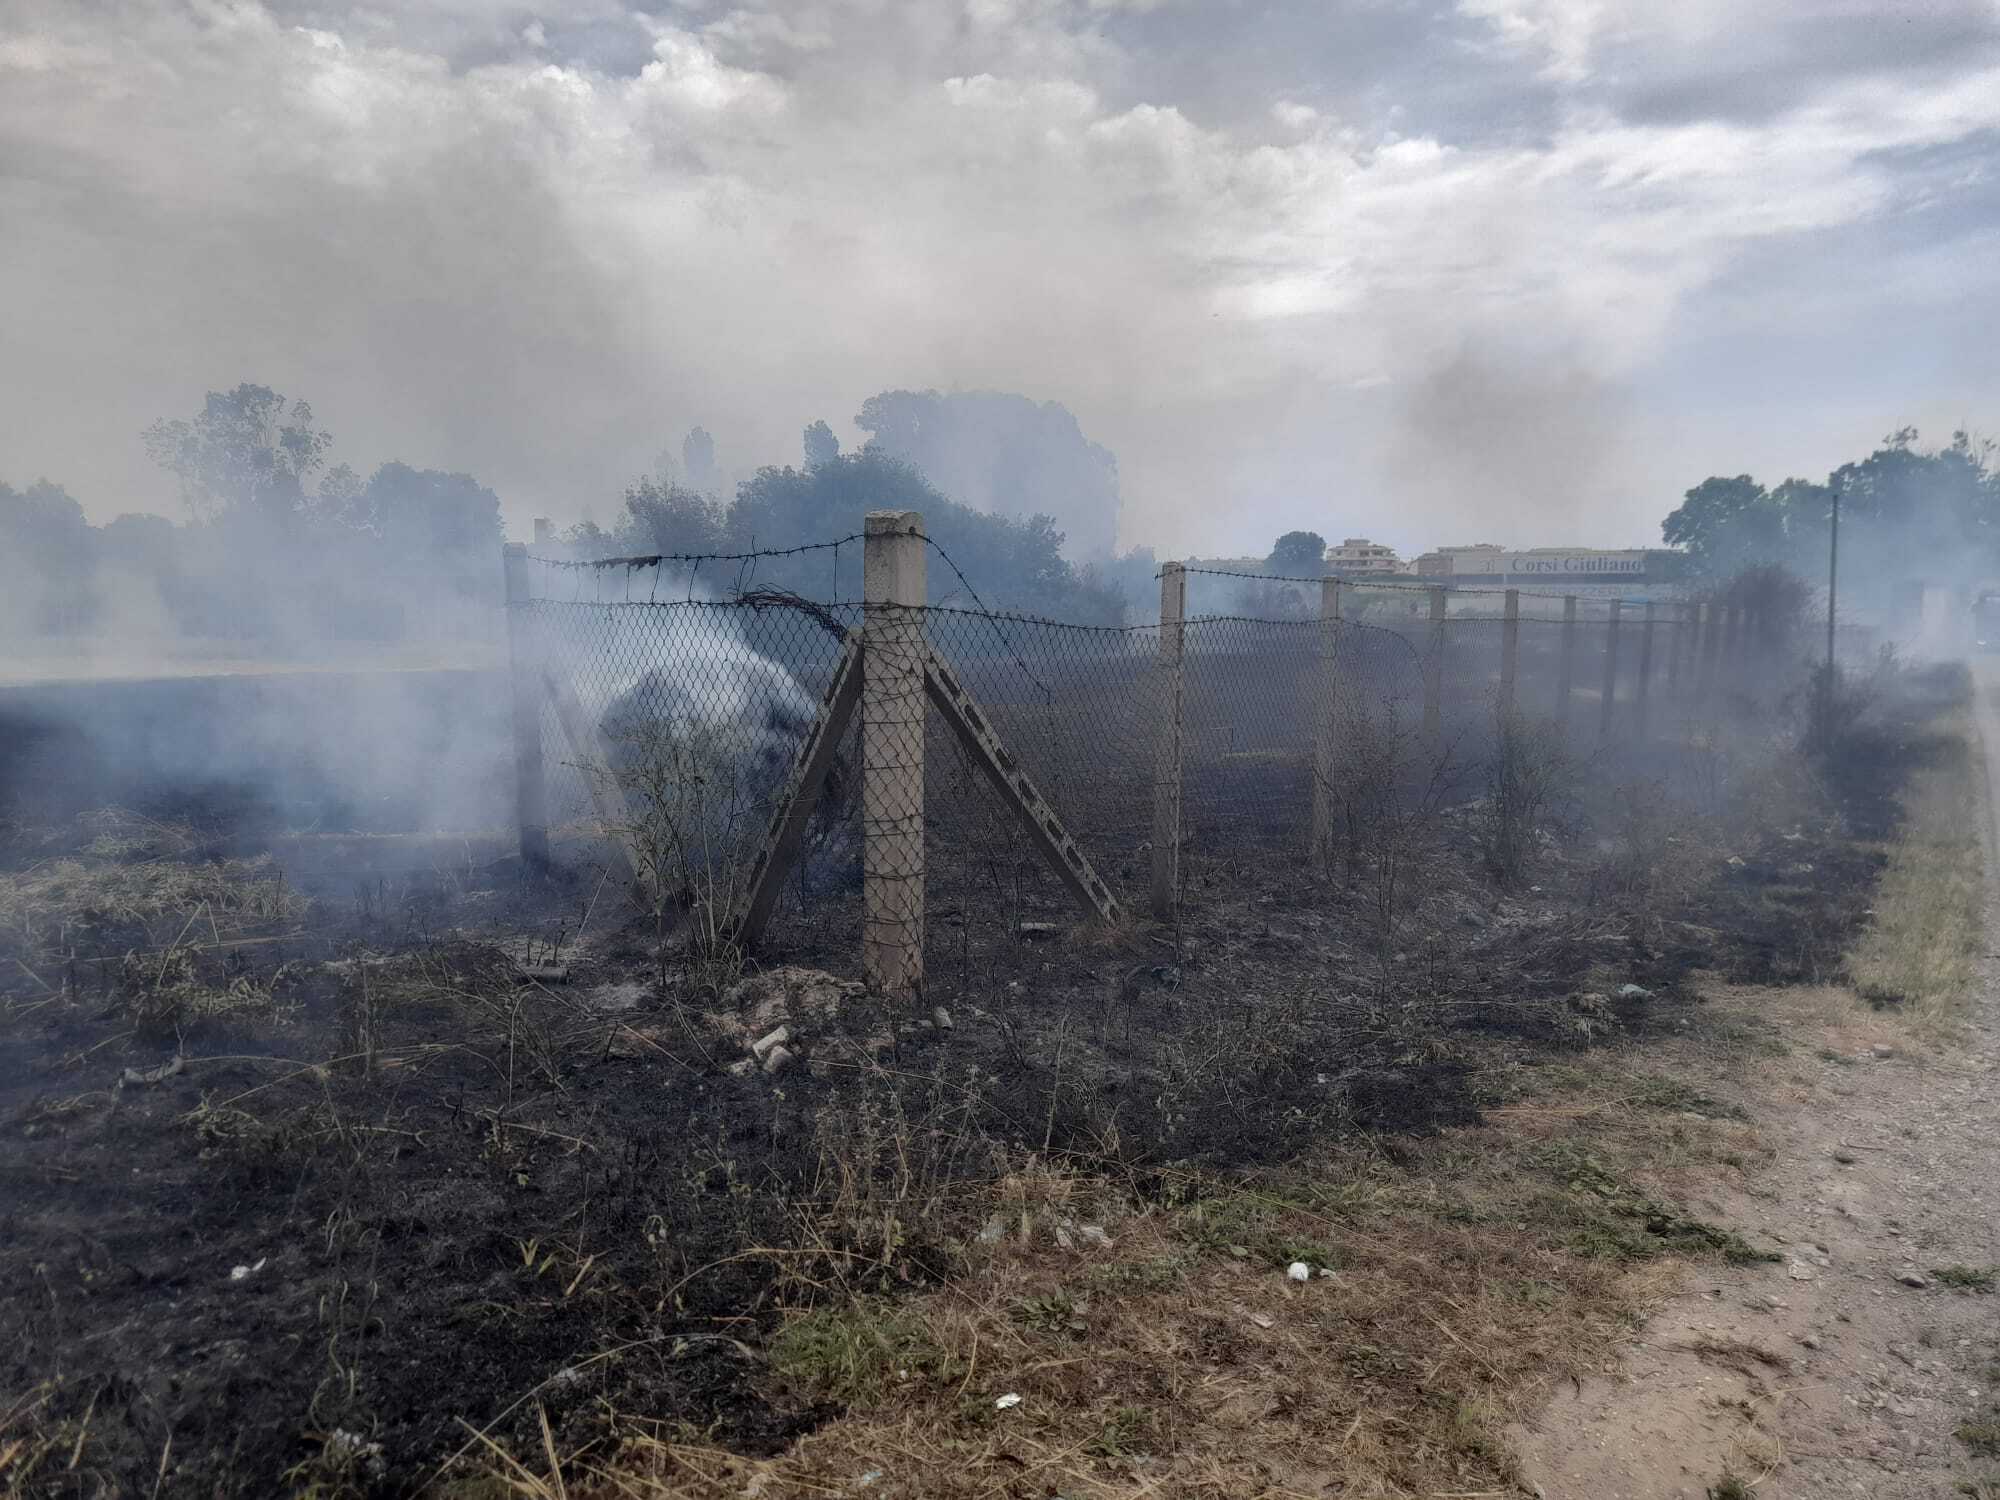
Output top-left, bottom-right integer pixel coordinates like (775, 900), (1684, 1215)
(1385, 348), (1634, 548)
(0, 668), (512, 835)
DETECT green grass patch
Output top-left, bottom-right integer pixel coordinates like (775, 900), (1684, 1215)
(1957, 1418), (2000, 1457)
(1627, 1074), (1749, 1120)
(1934, 1265), (1998, 1293)
(769, 1302), (943, 1405)
(1176, 1191), (1338, 1271)
(1531, 1145), (1777, 1266)
(1849, 704), (1985, 1029)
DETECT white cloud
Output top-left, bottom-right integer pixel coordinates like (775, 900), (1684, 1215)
(0, 0), (1996, 552)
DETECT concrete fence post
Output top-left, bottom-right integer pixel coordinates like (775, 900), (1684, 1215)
(1635, 600), (1656, 740)
(861, 509), (928, 998)
(1691, 602), (1711, 702)
(1500, 589), (1520, 721)
(502, 543), (549, 867)
(1694, 602), (1713, 700)
(1599, 599), (1623, 742)
(1152, 562), (1188, 921)
(1555, 594), (1578, 729)
(1424, 586), (1446, 742)
(1310, 577), (1341, 867)
(1702, 600), (1725, 702)
(1666, 601), (1686, 698)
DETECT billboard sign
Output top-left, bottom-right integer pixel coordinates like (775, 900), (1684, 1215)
(1496, 552), (1646, 577)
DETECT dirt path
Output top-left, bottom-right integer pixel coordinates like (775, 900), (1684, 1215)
(1510, 664), (2000, 1499)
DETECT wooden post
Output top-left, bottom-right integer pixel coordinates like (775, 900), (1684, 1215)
(1423, 586), (1446, 742)
(1499, 589), (1520, 721)
(1310, 577), (1341, 865)
(1555, 595), (1578, 729)
(1598, 599), (1623, 742)
(862, 509), (927, 999)
(924, 649), (1122, 925)
(502, 543), (548, 867)
(1152, 563), (1187, 921)
(735, 634), (864, 945)
(1635, 600), (1656, 740)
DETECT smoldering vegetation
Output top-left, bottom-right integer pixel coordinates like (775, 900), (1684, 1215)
(0, 522), (1965, 1496)
(0, 375), (1993, 1496)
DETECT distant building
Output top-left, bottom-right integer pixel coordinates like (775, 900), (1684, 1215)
(1413, 544), (1651, 586)
(1325, 538), (1404, 577)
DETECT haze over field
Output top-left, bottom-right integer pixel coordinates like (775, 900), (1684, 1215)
(4, 0), (1999, 556)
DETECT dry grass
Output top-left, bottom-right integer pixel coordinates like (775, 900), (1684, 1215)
(1847, 705), (1986, 1031)
(0, 813), (308, 963)
(439, 1044), (1781, 1500)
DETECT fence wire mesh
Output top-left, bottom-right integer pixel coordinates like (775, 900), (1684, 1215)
(508, 547), (1796, 973)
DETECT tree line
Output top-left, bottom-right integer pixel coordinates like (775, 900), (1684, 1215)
(1663, 428), (1999, 605)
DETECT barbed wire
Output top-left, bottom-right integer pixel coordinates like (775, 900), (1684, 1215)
(1165, 564), (1665, 609)
(527, 536), (865, 572)
(526, 534), (866, 607)
(921, 536), (1055, 703)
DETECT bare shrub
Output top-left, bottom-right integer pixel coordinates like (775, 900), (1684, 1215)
(1590, 776), (1715, 934)
(795, 1069), (998, 1290)
(1321, 696), (1461, 956)
(1717, 564), (1811, 655)
(1802, 645), (1898, 759)
(1477, 709), (1578, 887)
(597, 713), (763, 988)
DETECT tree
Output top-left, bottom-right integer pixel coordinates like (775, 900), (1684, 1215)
(1660, 476), (1775, 573)
(0, 479), (94, 633)
(727, 450), (1125, 623)
(1266, 530), (1328, 574)
(350, 463), (504, 554)
(854, 389), (1121, 559)
(142, 383), (331, 526)
(619, 477), (726, 555)
(1660, 429), (2000, 602)
(802, 420), (840, 469)
(682, 427), (718, 494)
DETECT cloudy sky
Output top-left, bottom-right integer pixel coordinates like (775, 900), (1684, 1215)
(3, 0), (1998, 556)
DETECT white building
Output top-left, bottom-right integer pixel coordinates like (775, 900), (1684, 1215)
(1325, 538), (1404, 576)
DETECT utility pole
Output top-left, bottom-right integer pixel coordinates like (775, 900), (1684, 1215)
(1826, 479), (1841, 674)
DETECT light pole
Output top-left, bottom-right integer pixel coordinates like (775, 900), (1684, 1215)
(1826, 478), (1840, 675)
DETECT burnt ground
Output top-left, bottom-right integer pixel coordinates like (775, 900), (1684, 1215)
(0, 665), (1964, 1497)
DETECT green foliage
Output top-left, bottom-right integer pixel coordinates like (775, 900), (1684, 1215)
(769, 1302), (941, 1404)
(142, 382), (331, 526)
(803, 419), (840, 469)
(617, 476), (727, 555)
(1086, 1404), (1156, 1457)
(1533, 1145), (1778, 1265)
(1087, 1254), (1193, 1293)
(856, 387), (1121, 560)
(1933, 1265), (1997, 1292)
(339, 462), (503, 554)
(1176, 1190), (1336, 1270)
(1011, 1292), (1085, 1336)
(1957, 1418), (2000, 1457)
(729, 451), (1126, 622)
(1266, 529), (1328, 574)
(1663, 428), (2000, 588)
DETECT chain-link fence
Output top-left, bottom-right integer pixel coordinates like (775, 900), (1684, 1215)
(502, 536), (1801, 984)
